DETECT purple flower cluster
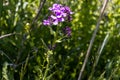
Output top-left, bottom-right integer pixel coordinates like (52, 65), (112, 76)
(63, 26), (72, 37)
(43, 3), (73, 26)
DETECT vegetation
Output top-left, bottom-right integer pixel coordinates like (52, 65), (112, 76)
(0, 0), (120, 80)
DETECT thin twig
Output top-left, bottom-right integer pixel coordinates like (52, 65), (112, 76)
(7, 47), (38, 68)
(0, 44), (38, 70)
(78, 0), (109, 80)
(7, 55), (35, 69)
(13, 0), (46, 64)
(31, 0), (46, 25)
(88, 32), (110, 80)
(15, 34), (27, 64)
(0, 50), (13, 63)
(0, 33), (16, 39)
(16, 47), (38, 67)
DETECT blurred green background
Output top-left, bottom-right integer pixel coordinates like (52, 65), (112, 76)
(0, 0), (120, 80)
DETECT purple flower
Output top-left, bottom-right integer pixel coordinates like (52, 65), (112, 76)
(43, 3), (73, 26)
(67, 15), (72, 21)
(43, 20), (51, 26)
(43, 16), (58, 26)
(50, 15), (58, 25)
(63, 26), (72, 37)
(64, 6), (73, 14)
(49, 4), (62, 11)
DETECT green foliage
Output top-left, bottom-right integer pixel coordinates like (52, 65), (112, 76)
(2, 62), (9, 80)
(0, 0), (120, 80)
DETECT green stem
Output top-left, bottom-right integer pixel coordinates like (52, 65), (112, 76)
(53, 25), (59, 46)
